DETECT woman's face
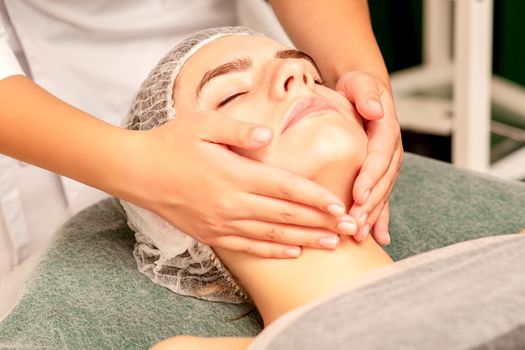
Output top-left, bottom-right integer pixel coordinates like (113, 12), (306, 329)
(174, 35), (367, 179)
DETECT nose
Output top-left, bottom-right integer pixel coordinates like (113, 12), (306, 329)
(270, 59), (315, 100)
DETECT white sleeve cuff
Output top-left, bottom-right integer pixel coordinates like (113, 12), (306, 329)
(0, 26), (24, 80)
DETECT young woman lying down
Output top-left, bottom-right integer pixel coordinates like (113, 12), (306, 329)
(118, 27), (525, 350)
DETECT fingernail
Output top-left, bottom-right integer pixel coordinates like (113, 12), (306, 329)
(252, 127), (272, 143)
(338, 221), (357, 235)
(363, 189), (370, 202)
(285, 247), (301, 258)
(360, 224), (370, 239)
(368, 99), (382, 112)
(359, 212), (368, 226)
(319, 235), (339, 249)
(384, 232), (391, 245)
(327, 204), (345, 217)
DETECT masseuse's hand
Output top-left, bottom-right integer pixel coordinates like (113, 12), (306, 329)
(123, 111), (351, 258)
(336, 71), (404, 245)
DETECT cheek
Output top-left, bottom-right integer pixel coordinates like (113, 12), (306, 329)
(222, 97), (274, 161)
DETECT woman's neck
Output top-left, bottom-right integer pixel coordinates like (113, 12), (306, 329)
(215, 161), (392, 326)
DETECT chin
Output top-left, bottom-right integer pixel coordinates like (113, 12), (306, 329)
(266, 115), (367, 178)
(230, 112), (367, 181)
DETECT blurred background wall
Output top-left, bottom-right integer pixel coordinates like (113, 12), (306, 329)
(368, 0), (525, 176)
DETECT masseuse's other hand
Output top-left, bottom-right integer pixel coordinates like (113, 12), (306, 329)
(336, 71), (404, 246)
(123, 111), (350, 258)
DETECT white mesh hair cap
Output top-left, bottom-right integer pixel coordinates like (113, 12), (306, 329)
(123, 26), (260, 131)
(120, 26), (262, 304)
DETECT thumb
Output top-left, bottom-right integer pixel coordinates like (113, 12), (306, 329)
(336, 72), (384, 121)
(199, 113), (273, 150)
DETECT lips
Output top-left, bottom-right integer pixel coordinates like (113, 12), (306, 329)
(281, 97), (340, 134)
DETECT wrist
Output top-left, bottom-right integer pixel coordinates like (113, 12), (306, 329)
(93, 127), (142, 202)
(104, 128), (167, 214)
(305, 24), (390, 90)
(324, 52), (391, 92)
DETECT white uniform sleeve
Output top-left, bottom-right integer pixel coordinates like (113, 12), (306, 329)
(0, 16), (24, 80)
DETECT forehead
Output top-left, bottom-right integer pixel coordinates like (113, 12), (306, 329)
(176, 35), (288, 91)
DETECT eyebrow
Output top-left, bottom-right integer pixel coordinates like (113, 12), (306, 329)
(195, 49), (322, 98)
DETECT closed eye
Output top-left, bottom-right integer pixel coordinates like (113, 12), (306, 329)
(217, 92), (247, 108)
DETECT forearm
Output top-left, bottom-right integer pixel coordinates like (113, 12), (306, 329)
(151, 336), (253, 350)
(270, 0), (389, 88)
(0, 75), (130, 197)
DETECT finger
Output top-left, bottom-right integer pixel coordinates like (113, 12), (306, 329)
(352, 222), (369, 242)
(236, 193), (356, 235)
(197, 112), (274, 149)
(372, 202), (391, 245)
(243, 161), (347, 217)
(350, 147), (401, 224)
(353, 131), (401, 205)
(229, 220), (341, 250)
(355, 195), (388, 242)
(336, 72), (384, 120)
(213, 235), (302, 259)
(353, 150), (391, 205)
(352, 87), (402, 204)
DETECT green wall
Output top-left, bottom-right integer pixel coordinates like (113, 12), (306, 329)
(368, 0), (423, 73)
(493, 0), (525, 86)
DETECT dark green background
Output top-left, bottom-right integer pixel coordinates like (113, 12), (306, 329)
(369, 0), (525, 87)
